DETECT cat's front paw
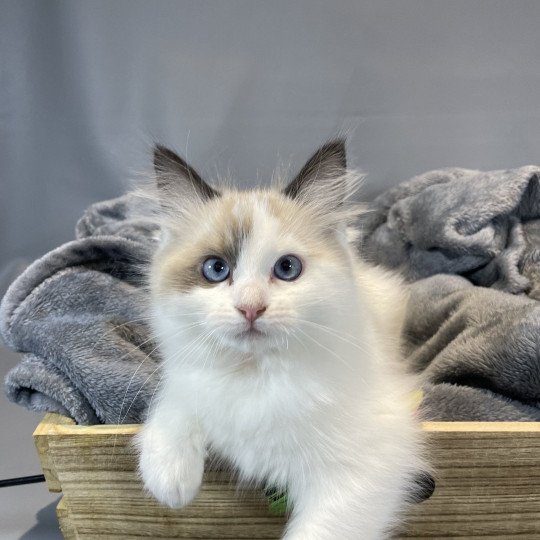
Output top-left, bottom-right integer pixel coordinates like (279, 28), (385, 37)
(136, 426), (204, 508)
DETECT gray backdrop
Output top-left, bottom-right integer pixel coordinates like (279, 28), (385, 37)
(3, 0), (540, 273)
(1, 2), (540, 537)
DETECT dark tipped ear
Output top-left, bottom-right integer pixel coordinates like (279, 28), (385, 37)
(153, 145), (219, 201)
(284, 139), (347, 200)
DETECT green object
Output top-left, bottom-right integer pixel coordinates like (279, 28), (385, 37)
(265, 487), (289, 515)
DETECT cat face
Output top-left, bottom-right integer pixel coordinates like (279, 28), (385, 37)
(150, 141), (362, 357)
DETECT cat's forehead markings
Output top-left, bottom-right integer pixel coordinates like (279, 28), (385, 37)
(218, 195), (253, 271)
(234, 198), (282, 278)
(266, 193), (330, 246)
(232, 198), (249, 220)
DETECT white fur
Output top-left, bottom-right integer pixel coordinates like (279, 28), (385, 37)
(136, 194), (425, 539)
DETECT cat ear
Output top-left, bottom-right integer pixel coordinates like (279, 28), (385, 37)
(283, 139), (347, 209)
(153, 145), (219, 202)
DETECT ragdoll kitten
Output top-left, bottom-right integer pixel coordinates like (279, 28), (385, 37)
(136, 140), (426, 539)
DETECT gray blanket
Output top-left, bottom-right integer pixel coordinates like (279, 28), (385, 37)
(2, 165), (540, 423)
(0, 195), (161, 424)
(361, 166), (540, 421)
(359, 166), (540, 295)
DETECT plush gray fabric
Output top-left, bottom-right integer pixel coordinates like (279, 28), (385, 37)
(2, 166), (540, 423)
(359, 166), (540, 295)
(405, 275), (540, 421)
(360, 166), (540, 421)
(0, 195), (161, 424)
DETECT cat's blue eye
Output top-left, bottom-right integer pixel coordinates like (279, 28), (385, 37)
(202, 257), (230, 283)
(273, 255), (302, 281)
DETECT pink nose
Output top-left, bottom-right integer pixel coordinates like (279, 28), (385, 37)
(236, 305), (267, 323)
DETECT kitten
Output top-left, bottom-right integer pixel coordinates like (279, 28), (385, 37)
(136, 140), (427, 539)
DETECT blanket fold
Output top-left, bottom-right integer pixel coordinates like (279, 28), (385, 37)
(1, 195), (160, 424)
(2, 166), (540, 423)
(404, 275), (540, 421)
(359, 166), (540, 294)
(359, 165), (540, 421)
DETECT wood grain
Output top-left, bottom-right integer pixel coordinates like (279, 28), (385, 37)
(34, 414), (540, 539)
(33, 413), (75, 492)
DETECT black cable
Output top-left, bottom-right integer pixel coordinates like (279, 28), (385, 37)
(0, 474), (46, 488)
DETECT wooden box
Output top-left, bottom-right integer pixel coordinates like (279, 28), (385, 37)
(34, 413), (540, 539)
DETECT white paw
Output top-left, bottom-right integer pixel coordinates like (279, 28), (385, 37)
(136, 426), (204, 508)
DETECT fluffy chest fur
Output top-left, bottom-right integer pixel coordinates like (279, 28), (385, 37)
(170, 360), (328, 486)
(158, 330), (399, 495)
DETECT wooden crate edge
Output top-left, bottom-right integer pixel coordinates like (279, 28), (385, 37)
(57, 496), (78, 540)
(35, 412), (540, 436)
(33, 413), (78, 492)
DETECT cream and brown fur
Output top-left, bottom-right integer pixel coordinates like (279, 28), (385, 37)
(136, 141), (427, 539)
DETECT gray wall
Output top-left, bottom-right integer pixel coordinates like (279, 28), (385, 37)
(3, 0), (540, 271)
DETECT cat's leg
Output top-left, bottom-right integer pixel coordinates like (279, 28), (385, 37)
(136, 397), (205, 508)
(283, 476), (404, 540)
